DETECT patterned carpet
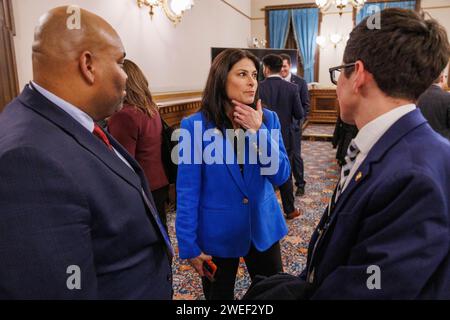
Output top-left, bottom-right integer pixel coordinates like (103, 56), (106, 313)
(167, 140), (340, 300)
(303, 124), (335, 136)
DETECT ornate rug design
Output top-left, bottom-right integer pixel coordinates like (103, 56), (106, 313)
(167, 140), (340, 300)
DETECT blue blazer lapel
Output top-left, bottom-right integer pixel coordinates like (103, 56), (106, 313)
(222, 130), (248, 197)
(332, 109), (427, 213)
(201, 112), (248, 196)
(19, 86), (143, 193)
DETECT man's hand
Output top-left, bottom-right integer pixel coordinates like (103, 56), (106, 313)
(232, 99), (263, 133)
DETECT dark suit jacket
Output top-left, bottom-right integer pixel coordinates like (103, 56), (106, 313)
(0, 86), (172, 299)
(290, 74), (310, 118)
(259, 77), (303, 151)
(108, 104), (169, 191)
(300, 109), (450, 299)
(417, 85), (450, 140)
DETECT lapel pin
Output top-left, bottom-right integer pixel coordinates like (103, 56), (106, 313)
(355, 172), (363, 182)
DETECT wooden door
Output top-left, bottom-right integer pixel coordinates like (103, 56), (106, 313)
(0, 0), (19, 112)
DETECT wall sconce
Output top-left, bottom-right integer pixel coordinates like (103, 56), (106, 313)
(316, 35), (327, 49)
(317, 33), (348, 48)
(137, 0), (194, 25)
(248, 37), (267, 49)
(316, 0), (366, 16)
(330, 33), (343, 47)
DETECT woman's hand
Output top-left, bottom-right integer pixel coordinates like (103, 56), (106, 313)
(232, 99), (263, 133)
(188, 252), (213, 277)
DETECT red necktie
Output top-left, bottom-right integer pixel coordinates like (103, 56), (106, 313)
(93, 124), (113, 150)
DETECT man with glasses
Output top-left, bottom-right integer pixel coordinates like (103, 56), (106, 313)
(245, 8), (450, 299)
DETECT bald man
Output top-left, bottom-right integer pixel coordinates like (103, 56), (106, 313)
(0, 6), (172, 299)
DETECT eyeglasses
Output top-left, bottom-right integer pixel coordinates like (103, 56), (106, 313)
(329, 63), (356, 85)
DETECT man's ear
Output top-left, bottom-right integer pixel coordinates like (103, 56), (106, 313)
(352, 60), (367, 94)
(79, 51), (95, 85)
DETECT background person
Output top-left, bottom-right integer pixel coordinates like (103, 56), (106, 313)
(259, 54), (304, 220)
(280, 53), (310, 196)
(108, 59), (170, 229)
(417, 69), (450, 140)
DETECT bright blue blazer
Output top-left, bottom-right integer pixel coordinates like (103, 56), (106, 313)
(176, 110), (290, 259)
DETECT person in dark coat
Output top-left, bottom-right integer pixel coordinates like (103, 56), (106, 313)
(259, 54), (304, 220)
(417, 72), (450, 140)
(280, 53), (310, 196)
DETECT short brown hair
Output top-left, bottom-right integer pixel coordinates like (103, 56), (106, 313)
(202, 49), (260, 129)
(262, 54), (283, 73)
(343, 8), (450, 100)
(280, 53), (291, 65)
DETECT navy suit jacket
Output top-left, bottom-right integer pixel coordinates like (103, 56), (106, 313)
(301, 109), (450, 299)
(417, 85), (450, 140)
(0, 86), (172, 299)
(290, 74), (310, 119)
(259, 77), (303, 151)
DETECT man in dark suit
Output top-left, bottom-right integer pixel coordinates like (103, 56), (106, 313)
(417, 72), (450, 140)
(0, 6), (172, 299)
(245, 9), (450, 299)
(259, 54), (304, 220)
(280, 53), (310, 196)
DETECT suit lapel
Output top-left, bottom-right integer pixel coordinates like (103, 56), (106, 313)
(331, 109), (427, 214)
(19, 86), (143, 193)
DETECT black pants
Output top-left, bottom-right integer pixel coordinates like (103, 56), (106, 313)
(151, 185), (169, 231)
(279, 152), (295, 214)
(291, 121), (305, 188)
(202, 242), (283, 300)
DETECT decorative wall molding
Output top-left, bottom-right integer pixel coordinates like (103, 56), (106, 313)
(220, 0), (251, 20)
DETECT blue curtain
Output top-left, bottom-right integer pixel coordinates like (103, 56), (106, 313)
(291, 8), (319, 83)
(269, 10), (290, 49)
(356, 1), (416, 24)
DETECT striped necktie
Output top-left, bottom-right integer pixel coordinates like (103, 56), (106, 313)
(335, 139), (360, 200)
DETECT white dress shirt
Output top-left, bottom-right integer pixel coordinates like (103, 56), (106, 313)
(267, 74), (283, 79)
(337, 104), (416, 198)
(30, 81), (133, 169)
(283, 72), (292, 82)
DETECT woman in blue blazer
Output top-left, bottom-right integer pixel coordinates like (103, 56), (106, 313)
(176, 49), (291, 300)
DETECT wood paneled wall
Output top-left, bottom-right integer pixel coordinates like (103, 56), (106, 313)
(308, 89), (339, 124)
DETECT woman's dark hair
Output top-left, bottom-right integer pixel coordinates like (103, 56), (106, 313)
(201, 49), (260, 129)
(343, 8), (450, 100)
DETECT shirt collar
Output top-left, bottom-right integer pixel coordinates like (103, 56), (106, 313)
(354, 104), (416, 155)
(30, 81), (95, 133)
(267, 74), (282, 79)
(283, 73), (292, 82)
